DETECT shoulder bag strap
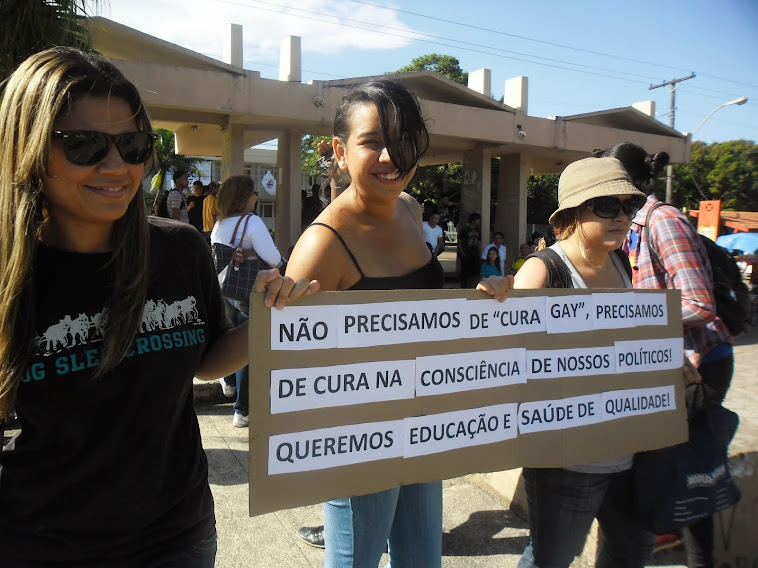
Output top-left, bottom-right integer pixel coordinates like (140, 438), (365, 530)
(527, 248), (573, 289)
(229, 214), (249, 247)
(236, 215), (252, 249)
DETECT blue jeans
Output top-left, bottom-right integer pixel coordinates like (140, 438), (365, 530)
(224, 300), (249, 416)
(517, 468), (655, 568)
(146, 530), (217, 567)
(324, 482), (442, 568)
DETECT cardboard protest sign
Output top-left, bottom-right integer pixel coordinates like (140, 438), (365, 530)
(248, 288), (686, 516)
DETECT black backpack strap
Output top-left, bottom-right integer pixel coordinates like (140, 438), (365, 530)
(527, 248), (573, 289)
(611, 248), (633, 282)
(643, 200), (667, 273)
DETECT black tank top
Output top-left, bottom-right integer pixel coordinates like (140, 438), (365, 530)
(310, 222), (444, 291)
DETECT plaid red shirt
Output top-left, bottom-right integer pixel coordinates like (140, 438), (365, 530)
(623, 195), (731, 367)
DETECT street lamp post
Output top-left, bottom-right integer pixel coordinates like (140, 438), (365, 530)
(691, 96), (748, 136)
(667, 96), (748, 204)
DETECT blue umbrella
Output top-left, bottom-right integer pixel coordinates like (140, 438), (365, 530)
(715, 232), (758, 255)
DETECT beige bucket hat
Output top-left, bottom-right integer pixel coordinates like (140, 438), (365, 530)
(549, 157), (646, 224)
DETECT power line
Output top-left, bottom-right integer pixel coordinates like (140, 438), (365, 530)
(240, 58), (347, 79)
(237, 0), (664, 82)
(217, 0), (650, 86)
(343, 0), (693, 75)
(695, 72), (758, 91)
(344, 0), (758, 92)
(213, 0), (753, 109)
(677, 86), (752, 105)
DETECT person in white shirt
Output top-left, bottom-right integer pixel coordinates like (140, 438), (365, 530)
(423, 211), (445, 256)
(481, 231), (506, 276)
(211, 175), (284, 428)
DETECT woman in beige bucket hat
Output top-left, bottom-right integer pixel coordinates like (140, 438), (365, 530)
(513, 157), (655, 567)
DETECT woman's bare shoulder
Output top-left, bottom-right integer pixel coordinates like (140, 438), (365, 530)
(287, 223), (356, 289)
(513, 257), (549, 289)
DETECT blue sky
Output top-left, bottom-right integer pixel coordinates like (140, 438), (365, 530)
(103, 0), (757, 144)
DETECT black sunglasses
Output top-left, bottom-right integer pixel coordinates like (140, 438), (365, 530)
(51, 130), (156, 166)
(585, 196), (645, 220)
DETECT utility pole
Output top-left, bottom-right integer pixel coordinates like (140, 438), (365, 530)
(649, 73), (695, 204)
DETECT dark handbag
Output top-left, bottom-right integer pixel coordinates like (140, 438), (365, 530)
(213, 214), (266, 307)
(632, 384), (741, 533)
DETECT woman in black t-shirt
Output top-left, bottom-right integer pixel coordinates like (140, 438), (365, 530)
(0, 47), (316, 567)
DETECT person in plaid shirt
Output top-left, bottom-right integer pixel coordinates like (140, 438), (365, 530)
(595, 142), (733, 568)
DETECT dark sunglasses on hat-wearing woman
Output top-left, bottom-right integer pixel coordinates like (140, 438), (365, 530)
(51, 130), (156, 166)
(585, 196), (645, 220)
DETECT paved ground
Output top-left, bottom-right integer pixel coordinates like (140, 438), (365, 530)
(197, 325), (758, 567)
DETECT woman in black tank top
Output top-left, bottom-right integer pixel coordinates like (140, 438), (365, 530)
(286, 81), (510, 568)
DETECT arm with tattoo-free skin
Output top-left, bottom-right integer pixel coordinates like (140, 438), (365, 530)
(194, 269), (319, 380)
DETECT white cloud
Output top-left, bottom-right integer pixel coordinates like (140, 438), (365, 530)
(101, 0), (419, 65)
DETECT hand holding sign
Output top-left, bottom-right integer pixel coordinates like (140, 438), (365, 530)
(476, 274), (514, 303)
(253, 268), (320, 310)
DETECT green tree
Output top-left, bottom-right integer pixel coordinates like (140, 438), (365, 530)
(395, 54), (468, 85)
(672, 140), (758, 211)
(526, 174), (559, 224)
(406, 163), (463, 206)
(301, 134), (331, 178)
(147, 128), (202, 208)
(0, 0), (103, 80)
(396, 54), (468, 206)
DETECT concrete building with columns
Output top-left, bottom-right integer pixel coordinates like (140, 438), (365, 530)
(87, 17), (690, 267)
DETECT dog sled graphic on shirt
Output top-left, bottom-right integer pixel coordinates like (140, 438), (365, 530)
(33, 296), (203, 356)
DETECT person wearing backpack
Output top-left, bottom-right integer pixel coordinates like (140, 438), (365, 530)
(595, 142), (733, 568)
(153, 170), (189, 223)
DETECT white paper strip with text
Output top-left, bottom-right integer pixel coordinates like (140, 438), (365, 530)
(415, 349), (527, 397)
(337, 299), (467, 348)
(270, 360), (416, 414)
(268, 420), (404, 475)
(518, 393), (604, 434)
(527, 346), (616, 379)
(465, 297), (547, 337)
(270, 305), (339, 351)
(614, 337), (683, 372)
(403, 403), (519, 458)
(602, 385), (676, 422)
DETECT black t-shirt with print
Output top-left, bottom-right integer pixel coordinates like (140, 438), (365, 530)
(0, 218), (228, 566)
(458, 226), (481, 268)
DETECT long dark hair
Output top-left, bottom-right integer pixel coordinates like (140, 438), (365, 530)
(486, 246), (501, 268)
(592, 142), (669, 194)
(333, 80), (429, 179)
(0, 47), (153, 418)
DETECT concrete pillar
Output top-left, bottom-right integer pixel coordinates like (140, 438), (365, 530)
(224, 23), (243, 69)
(505, 76), (528, 114)
(279, 36), (301, 83)
(632, 100), (656, 117)
(275, 129), (302, 253)
(468, 68), (491, 97)
(460, 147), (492, 247)
(495, 153), (528, 270)
(220, 123), (244, 181)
